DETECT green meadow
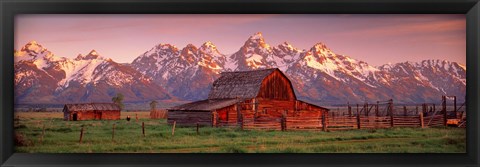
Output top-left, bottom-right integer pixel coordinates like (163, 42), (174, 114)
(14, 112), (466, 153)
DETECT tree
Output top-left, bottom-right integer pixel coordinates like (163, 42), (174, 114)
(150, 100), (158, 111)
(111, 93), (125, 111)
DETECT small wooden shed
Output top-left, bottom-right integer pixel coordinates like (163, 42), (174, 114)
(168, 68), (329, 126)
(63, 103), (121, 121)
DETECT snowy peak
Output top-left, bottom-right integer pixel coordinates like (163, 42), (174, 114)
(249, 32), (264, 40)
(179, 44), (199, 64)
(89, 49), (99, 56)
(15, 41), (60, 63)
(152, 43), (179, 53)
(200, 41), (216, 50)
(138, 43), (179, 61)
(199, 41), (221, 55)
(21, 40), (47, 54)
(74, 50), (104, 61)
(84, 50), (103, 60)
(243, 32), (271, 50)
(310, 42), (334, 56)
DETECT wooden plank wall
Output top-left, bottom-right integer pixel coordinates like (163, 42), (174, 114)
(150, 110), (167, 119)
(257, 70), (296, 100)
(257, 98), (295, 113)
(216, 105), (238, 127)
(167, 111), (212, 126)
(101, 111), (121, 120)
(65, 110), (120, 121)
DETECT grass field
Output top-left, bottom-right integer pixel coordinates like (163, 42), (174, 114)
(14, 112), (466, 153)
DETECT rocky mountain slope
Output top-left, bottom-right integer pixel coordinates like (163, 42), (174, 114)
(15, 33), (466, 105)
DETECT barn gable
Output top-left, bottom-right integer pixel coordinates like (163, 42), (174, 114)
(208, 68), (296, 100)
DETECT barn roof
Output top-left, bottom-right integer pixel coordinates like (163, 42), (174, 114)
(64, 103), (121, 112)
(208, 68), (288, 99)
(168, 98), (244, 111)
(297, 100), (331, 111)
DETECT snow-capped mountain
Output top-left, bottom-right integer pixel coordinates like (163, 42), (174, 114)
(131, 42), (225, 100)
(15, 33), (466, 105)
(285, 43), (466, 104)
(14, 41), (171, 104)
(130, 32), (465, 104)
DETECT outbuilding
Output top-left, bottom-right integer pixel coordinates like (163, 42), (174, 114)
(167, 68), (329, 126)
(63, 103), (121, 121)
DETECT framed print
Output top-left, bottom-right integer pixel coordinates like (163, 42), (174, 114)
(1, 0), (479, 166)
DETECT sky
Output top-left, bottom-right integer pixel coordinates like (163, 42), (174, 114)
(15, 14), (466, 66)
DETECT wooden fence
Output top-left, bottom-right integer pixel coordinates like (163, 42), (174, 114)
(241, 117), (282, 131)
(326, 116), (357, 130)
(284, 117), (323, 131)
(238, 112), (447, 131)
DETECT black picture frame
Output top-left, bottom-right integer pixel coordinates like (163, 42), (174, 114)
(1, 0), (479, 166)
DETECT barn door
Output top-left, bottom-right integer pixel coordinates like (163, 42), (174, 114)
(72, 113), (78, 121)
(95, 111), (102, 120)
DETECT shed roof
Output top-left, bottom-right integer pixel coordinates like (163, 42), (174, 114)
(208, 68), (280, 99)
(64, 103), (121, 112)
(168, 98), (244, 111)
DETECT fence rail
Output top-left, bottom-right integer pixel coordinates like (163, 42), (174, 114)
(236, 112), (447, 131)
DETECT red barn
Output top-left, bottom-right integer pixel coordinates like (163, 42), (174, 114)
(63, 103), (121, 121)
(167, 68), (329, 126)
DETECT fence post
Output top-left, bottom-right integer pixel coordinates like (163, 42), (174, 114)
(419, 112), (424, 128)
(281, 115), (286, 131)
(172, 121), (176, 136)
(196, 123), (199, 135)
(389, 99), (394, 128)
(348, 102), (352, 117)
(136, 113), (139, 122)
(79, 126), (84, 144)
(403, 106), (407, 116)
(453, 96), (457, 118)
(142, 122), (145, 137)
(356, 106), (361, 129)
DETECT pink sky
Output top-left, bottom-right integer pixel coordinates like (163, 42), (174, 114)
(15, 14), (466, 66)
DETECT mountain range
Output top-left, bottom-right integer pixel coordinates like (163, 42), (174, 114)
(14, 32), (466, 105)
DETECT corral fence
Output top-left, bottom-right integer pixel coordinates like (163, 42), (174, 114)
(238, 112), (447, 131)
(237, 96), (465, 131)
